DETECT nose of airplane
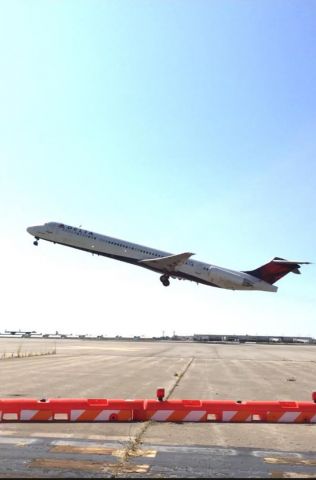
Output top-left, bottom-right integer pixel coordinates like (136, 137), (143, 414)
(27, 226), (37, 236)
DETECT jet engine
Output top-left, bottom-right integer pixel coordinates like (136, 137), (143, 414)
(208, 267), (253, 289)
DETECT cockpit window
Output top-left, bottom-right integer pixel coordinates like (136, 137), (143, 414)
(58, 224), (65, 228)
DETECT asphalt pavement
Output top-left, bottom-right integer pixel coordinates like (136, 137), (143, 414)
(0, 339), (315, 477)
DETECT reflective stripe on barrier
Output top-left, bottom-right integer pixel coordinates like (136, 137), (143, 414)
(0, 391), (316, 423)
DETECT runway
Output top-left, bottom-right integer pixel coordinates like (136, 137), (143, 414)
(0, 339), (315, 477)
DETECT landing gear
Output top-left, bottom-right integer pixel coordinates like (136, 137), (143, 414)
(33, 237), (39, 246)
(160, 274), (170, 287)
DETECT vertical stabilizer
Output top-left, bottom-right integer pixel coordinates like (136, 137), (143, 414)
(244, 257), (310, 285)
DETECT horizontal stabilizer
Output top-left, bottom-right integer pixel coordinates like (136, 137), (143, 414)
(273, 258), (311, 275)
(272, 258), (311, 264)
(244, 257), (311, 285)
(139, 252), (194, 272)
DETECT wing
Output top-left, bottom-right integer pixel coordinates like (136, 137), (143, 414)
(139, 252), (194, 272)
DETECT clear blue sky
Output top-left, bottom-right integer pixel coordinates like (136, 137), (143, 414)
(1, 1), (315, 337)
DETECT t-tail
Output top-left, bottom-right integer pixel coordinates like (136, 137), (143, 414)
(244, 257), (311, 285)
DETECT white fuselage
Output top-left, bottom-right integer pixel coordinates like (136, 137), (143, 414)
(27, 222), (277, 292)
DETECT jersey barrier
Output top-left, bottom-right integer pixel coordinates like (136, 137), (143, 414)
(0, 390), (315, 423)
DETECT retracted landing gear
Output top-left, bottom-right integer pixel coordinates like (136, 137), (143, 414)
(160, 274), (170, 287)
(33, 237), (39, 246)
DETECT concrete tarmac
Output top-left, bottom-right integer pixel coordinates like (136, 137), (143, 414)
(0, 339), (315, 477)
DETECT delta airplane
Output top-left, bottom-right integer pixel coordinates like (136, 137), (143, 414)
(27, 222), (310, 292)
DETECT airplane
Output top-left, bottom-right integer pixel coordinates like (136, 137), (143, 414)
(4, 330), (35, 335)
(27, 222), (310, 293)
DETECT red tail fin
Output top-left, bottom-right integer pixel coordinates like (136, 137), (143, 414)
(244, 257), (310, 285)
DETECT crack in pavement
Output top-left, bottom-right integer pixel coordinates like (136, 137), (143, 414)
(113, 357), (195, 476)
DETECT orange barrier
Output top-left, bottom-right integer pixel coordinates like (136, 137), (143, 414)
(142, 399), (316, 423)
(0, 390), (315, 423)
(0, 398), (139, 422)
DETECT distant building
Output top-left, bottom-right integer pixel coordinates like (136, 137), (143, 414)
(193, 334), (314, 344)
